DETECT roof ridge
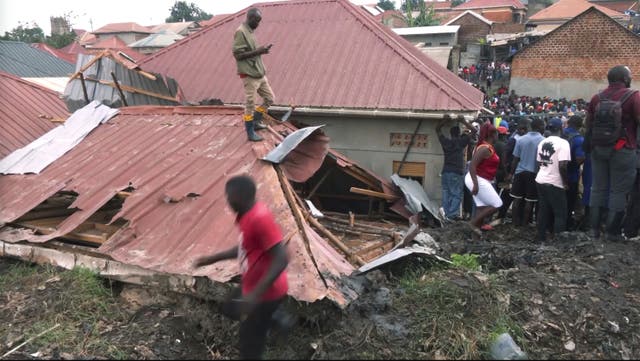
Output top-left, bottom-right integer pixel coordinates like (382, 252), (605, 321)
(0, 70), (62, 96)
(529, 0), (626, 20)
(445, 9), (494, 25)
(517, 6), (639, 58)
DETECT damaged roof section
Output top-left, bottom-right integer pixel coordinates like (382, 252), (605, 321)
(64, 50), (182, 112)
(1, 106), (408, 306)
(0, 101), (119, 175)
(0, 71), (69, 158)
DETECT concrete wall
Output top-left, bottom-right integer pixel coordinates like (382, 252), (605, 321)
(402, 33), (458, 47)
(510, 77), (609, 99)
(296, 115), (458, 203)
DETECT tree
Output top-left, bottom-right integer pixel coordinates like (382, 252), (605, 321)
(403, 0), (440, 27)
(0, 22), (45, 43)
(377, 0), (396, 10)
(166, 1), (213, 22)
(452, 0), (466, 7)
(46, 33), (76, 48)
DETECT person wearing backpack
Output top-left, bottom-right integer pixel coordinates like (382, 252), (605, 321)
(585, 66), (640, 241)
(563, 115), (586, 230)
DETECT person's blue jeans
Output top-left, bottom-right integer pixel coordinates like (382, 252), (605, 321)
(442, 172), (464, 219)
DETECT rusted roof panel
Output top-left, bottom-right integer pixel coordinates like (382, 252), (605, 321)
(141, 0), (483, 112)
(0, 71), (69, 158)
(0, 106), (356, 305)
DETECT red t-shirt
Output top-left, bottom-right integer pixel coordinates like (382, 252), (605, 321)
(237, 202), (288, 301)
(587, 83), (640, 149)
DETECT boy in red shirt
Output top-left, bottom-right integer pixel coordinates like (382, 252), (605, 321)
(194, 175), (289, 360)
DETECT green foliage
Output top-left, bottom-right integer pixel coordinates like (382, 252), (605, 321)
(377, 0), (396, 10)
(166, 1), (213, 22)
(450, 253), (481, 271)
(0, 22), (46, 43)
(452, 0), (466, 7)
(46, 32), (76, 49)
(403, 0), (441, 27)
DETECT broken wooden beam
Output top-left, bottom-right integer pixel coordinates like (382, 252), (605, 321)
(306, 216), (366, 266)
(350, 187), (399, 201)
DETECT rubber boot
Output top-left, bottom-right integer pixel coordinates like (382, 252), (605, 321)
(253, 110), (267, 130)
(605, 211), (626, 242)
(245, 120), (263, 142)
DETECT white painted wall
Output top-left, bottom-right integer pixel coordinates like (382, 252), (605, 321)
(296, 115), (463, 203)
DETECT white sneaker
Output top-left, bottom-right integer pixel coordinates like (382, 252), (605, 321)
(439, 207), (446, 220)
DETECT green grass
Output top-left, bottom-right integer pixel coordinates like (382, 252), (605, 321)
(395, 268), (524, 359)
(1, 264), (128, 357)
(450, 253), (482, 272)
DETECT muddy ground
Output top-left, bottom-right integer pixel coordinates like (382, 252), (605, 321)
(1, 223), (639, 360)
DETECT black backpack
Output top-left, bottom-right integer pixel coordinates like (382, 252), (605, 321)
(591, 90), (638, 147)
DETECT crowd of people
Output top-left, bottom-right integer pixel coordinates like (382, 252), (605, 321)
(458, 61), (511, 88)
(438, 65), (640, 242)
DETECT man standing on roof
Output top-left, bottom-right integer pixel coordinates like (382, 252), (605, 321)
(233, 7), (275, 142)
(193, 175), (290, 359)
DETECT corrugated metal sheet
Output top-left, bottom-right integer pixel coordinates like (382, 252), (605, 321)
(64, 51), (181, 112)
(529, 0), (627, 21)
(0, 101), (119, 174)
(0, 106), (357, 305)
(93, 22), (153, 34)
(30, 43), (76, 64)
(87, 37), (145, 61)
(141, 0), (483, 112)
(0, 40), (75, 77)
(0, 71), (68, 158)
(22, 77), (69, 93)
(129, 31), (184, 48)
(454, 0), (526, 9)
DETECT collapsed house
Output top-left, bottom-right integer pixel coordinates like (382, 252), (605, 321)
(63, 50), (182, 112)
(0, 104), (428, 307)
(139, 0), (484, 203)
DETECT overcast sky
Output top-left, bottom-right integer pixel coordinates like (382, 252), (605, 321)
(0, 0), (399, 35)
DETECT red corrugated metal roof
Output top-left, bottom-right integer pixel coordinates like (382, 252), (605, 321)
(0, 71), (68, 158)
(0, 106), (357, 305)
(590, 0), (639, 12)
(88, 37), (145, 62)
(141, 0), (483, 112)
(30, 43), (76, 64)
(93, 22), (153, 34)
(530, 0), (626, 20)
(455, 0), (526, 9)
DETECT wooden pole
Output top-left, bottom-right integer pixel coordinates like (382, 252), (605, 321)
(307, 216), (366, 266)
(1, 324), (60, 358)
(110, 72), (128, 107)
(79, 72), (90, 104)
(350, 187), (399, 201)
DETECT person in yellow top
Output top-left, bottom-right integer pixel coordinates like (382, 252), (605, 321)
(233, 7), (275, 142)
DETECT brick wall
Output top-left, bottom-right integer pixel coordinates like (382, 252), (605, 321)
(512, 8), (640, 80)
(451, 13), (492, 51)
(482, 9), (515, 23)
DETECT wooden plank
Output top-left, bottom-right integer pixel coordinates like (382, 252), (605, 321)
(69, 53), (104, 80)
(350, 187), (399, 201)
(83, 77), (179, 103)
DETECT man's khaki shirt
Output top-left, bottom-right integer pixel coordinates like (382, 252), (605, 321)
(232, 22), (266, 78)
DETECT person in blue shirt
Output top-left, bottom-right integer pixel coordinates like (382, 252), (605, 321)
(507, 118), (545, 226)
(563, 115), (586, 230)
